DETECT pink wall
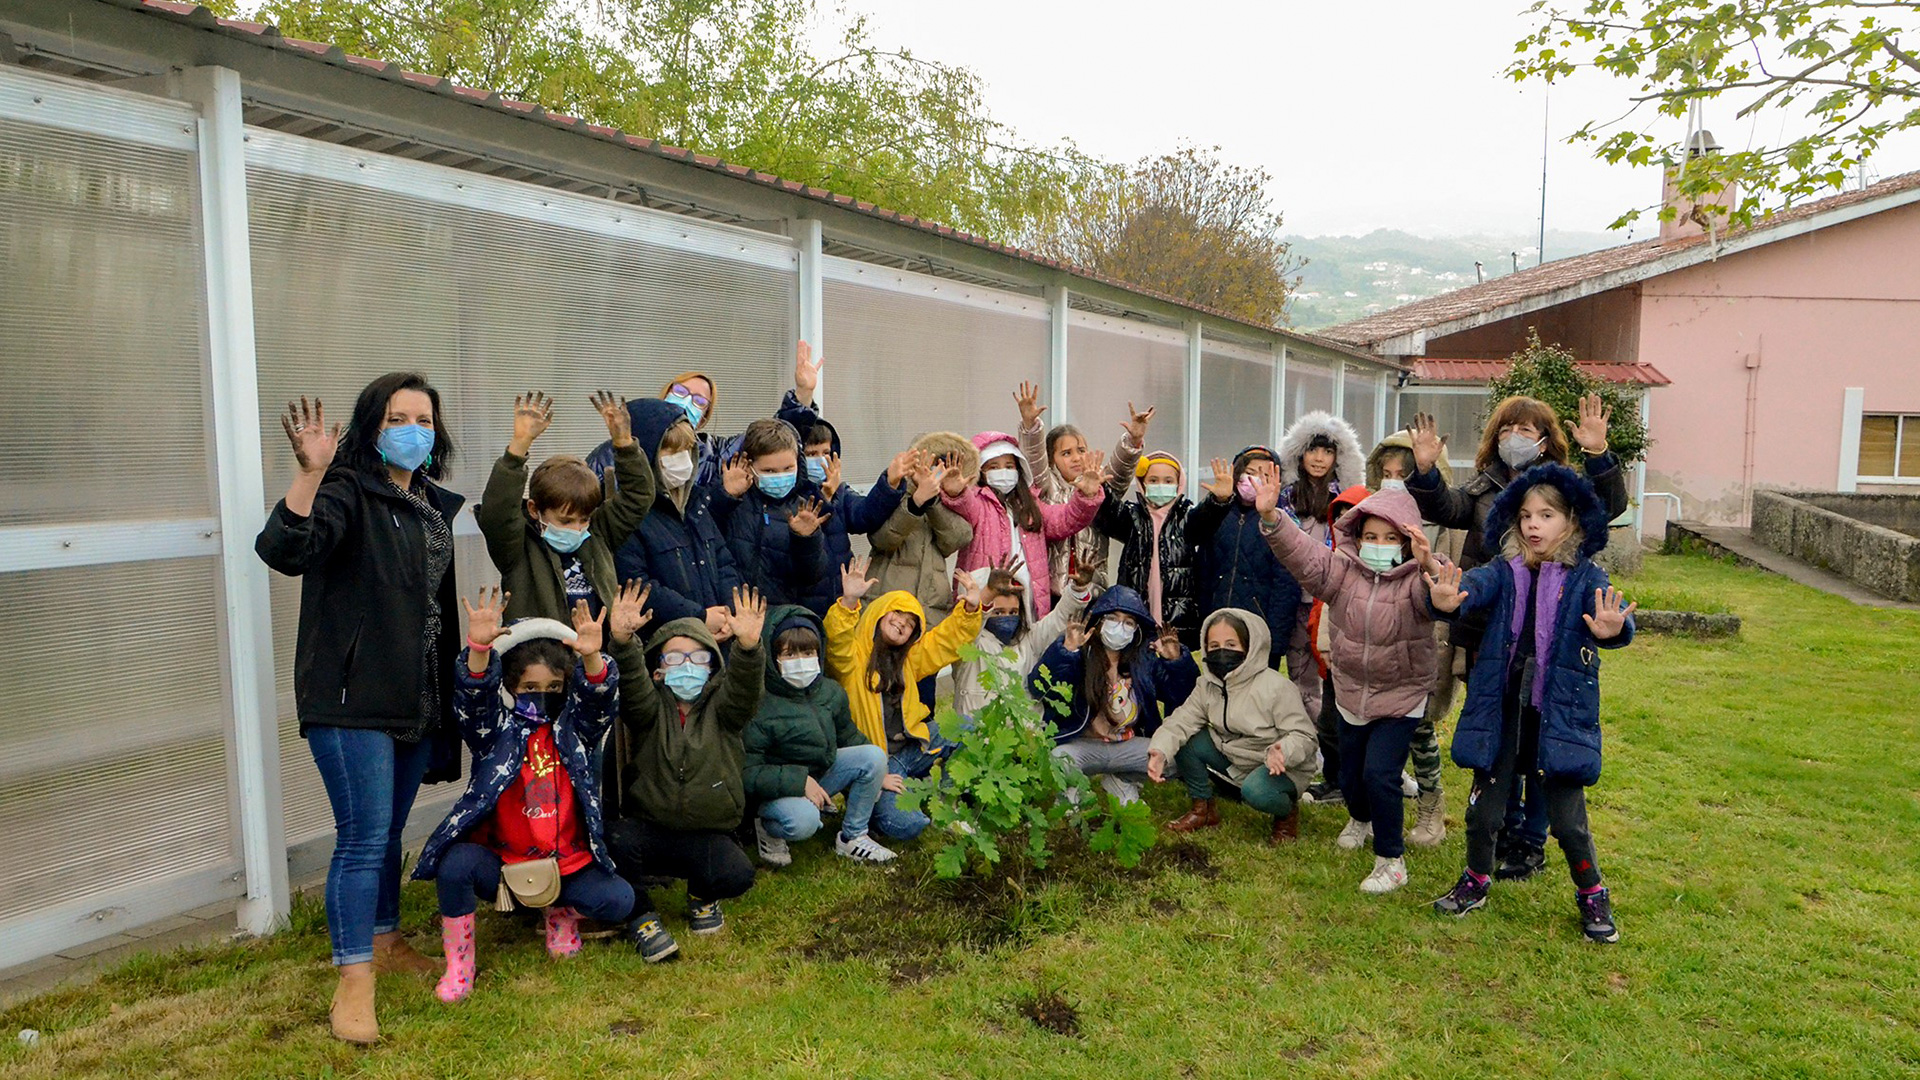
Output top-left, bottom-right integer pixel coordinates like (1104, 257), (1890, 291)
(1637, 200), (1920, 528)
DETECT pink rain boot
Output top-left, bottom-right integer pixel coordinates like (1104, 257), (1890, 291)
(545, 906), (582, 958)
(436, 913), (476, 1003)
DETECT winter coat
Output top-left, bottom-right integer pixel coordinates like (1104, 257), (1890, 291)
(414, 650), (620, 880)
(1187, 496), (1304, 661)
(1097, 491), (1200, 644)
(1028, 586), (1199, 743)
(612, 616), (765, 831)
(741, 606), (870, 802)
(709, 484), (831, 608)
(825, 589), (984, 750)
(602, 398), (744, 628)
(944, 431), (1103, 619)
(1148, 608), (1317, 784)
(1021, 417), (1142, 596)
(477, 442), (655, 624)
(952, 583), (1091, 716)
(254, 466), (465, 783)
(1261, 486), (1437, 722)
(1407, 448), (1629, 571)
(763, 411), (910, 615)
(587, 387), (822, 491)
(868, 430), (978, 628)
(1278, 410), (1367, 494)
(1442, 465), (1634, 786)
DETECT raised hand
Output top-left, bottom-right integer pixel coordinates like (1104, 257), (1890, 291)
(886, 448), (919, 489)
(1071, 450), (1108, 498)
(280, 396), (342, 475)
(609, 580), (654, 645)
(1407, 527), (1436, 572)
(840, 556), (879, 604)
(823, 452), (845, 498)
(569, 598), (606, 657)
(1069, 554), (1103, 591)
(910, 457), (944, 504)
(937, 458), (970, 498)
(1582, 585), (1636, 640)
(1147, 748), (1167, 784)
(788, 496), (830, 537)
(591, 389), (633, 448)
(1425, 561), (1469, 613)
(1248, 471), (1281, 517)
(1202, 457), (1234, 501)
(982, 555), (1025, 606)
(729, 585), (768, 648)
(1062, 614), (1088, 652)
(1568, 392), (1612, 454)
(506, 391), (554, 457)
(1410, 412), (1444, 473)
(1014, 380), (1046, 429)
(795, 340), (823, 402)
(462, 586), (511, 647)
(722, 453), (753, 498)
(1121, 402), (1156, 445)
(1152, 622), (1184, 661)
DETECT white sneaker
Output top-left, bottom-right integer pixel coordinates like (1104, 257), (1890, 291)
(1400, 772), (1419, 798)
(1335, 818), (1373, 851)
(1360, 855), (1408, 894)
(754, 819), (792, 867)
(834, 832), (898, 863)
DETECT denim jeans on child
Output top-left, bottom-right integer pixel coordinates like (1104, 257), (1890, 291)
(1173, 730), (1300, 818)
(758, 744), (889, 842)
(307, 725), (432, 966)
(1053, 735), (1151, 803)
(433, 841), (636, 922)
(872, 720), (961, 841)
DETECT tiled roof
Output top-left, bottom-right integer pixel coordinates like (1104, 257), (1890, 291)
(1413, 359), (1671, 387)
(99, 0), (1381, 359)
(1323, 169), (1920, 348)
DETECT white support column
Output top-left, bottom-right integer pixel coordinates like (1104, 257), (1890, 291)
(179, 66), (288, 937)
(1047, 285), (1070, 425)
(1838, 386), (1865, 492)
(1331, 359), (1346, 419)
(1374, 369), (1390, 449)
(1271, 344), (1289, 446)
(796, 217), (824, 409)
(1185, 323), (1204, 500)
(1635, 390), (1652, 539)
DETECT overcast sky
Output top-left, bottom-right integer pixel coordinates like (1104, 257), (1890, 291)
(838, 0), (1920, 240)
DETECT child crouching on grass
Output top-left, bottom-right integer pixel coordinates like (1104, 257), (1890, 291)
(413, 590), (631, 1004)
(1426, 464), (1636, 943)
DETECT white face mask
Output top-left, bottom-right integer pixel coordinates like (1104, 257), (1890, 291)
(1098, 617), (1136, 651)
(659, 450), (695, 488)
(778, 656), (821, 689)
(1498, 433), (1544, 471)
(984, 467), (1021, 494)
(1379, 477), (1408, 492)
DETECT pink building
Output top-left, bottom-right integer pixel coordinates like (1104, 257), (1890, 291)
(1321, 171), (1920, 533)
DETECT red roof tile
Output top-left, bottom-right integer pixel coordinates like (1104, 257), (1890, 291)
(1414, 359), (1671, 386)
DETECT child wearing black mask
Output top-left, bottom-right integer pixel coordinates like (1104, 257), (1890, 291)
(952, 557), (1096, 716)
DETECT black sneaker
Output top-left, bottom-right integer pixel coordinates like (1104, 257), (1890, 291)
(626, 912), (680, 963)
(1577, 887), (1619, 944)
(1303, 781), (1344, 806)
(688, 899), (725, 935)
(1432, 871), (1490, 917)
(1495, 843), (1547, 882)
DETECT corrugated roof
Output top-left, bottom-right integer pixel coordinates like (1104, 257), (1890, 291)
(94, 0), (1384, 361)
(1323, 169), (1920, 348)
(1413, 358), (1671, 387)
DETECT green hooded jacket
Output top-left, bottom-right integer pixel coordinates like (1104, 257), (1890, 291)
(613, 616), (764, 831)
(741, 605), (870, 802)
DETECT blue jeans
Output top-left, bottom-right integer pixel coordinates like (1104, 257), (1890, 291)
(872, 720), (961, 841)
(1338, 716), (1419, 859)
(307, 725), (432, 966)
(759, 744), (889, 841)
(433, 842), (635, 922)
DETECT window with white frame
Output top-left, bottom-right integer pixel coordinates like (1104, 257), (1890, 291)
(1396, 388), (1487, 471)
(1858, 414), (1920, 479)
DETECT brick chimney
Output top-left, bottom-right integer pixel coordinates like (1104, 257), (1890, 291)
(1660, 129), (1737, 243)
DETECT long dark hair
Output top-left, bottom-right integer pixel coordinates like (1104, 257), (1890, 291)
(986, 457), (1045, 533)
(866, 616), (922, 698)
(1288, 474), (1334, 522)
(341, 372), (453, 481)
(1081, 623), (1145, 723)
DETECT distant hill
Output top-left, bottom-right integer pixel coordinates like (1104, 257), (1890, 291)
(1285, 228), (1622, 330)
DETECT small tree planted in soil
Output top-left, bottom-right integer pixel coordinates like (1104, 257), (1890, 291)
(1485, 329), (1650, 467)
(898, 643), (1157, 879)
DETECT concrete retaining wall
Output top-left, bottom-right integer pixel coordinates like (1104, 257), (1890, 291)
(1750, 490), (1920, 601)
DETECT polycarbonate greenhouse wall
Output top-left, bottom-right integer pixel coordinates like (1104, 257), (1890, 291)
(0, 59), (1397, 968)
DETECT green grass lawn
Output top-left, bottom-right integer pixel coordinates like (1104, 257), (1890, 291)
(4, 553), (1919, 1079)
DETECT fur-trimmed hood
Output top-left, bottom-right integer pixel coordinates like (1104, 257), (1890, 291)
(1482, 463), (1612, 562)
(1279, 411), (1366, 491)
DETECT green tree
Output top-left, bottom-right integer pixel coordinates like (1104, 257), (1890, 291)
(1510, 0), (1920, 230)
(1486, 329), (1651, 466)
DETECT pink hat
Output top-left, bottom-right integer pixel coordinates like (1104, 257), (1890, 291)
(971, 430), (1026, 468)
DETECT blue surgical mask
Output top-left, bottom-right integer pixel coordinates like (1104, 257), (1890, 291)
(757, 471), (797, 499)
(513, 691), (565, 720)
(1143, 482), (1178, 506)
(376, 424), (434, 472)
(666, 391), (704, 428)
(805, 455), (830, 483)
(541, 522), (590, 553)
(662, 663), (710, 701)
(1358, 541), (1406, 573)
(983, 614), (1022, 645)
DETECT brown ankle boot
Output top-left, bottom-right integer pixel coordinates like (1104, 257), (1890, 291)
(1168, 798), (1221, 833)
(330, 964), (378, 1045)
(372, 933), (439, 976)
(1268, 807), (1300, 845)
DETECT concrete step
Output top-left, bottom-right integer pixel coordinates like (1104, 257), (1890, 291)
(1665, 521), (1920, 611)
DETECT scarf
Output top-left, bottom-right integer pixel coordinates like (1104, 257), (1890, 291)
(1506, 556), (1567, 709)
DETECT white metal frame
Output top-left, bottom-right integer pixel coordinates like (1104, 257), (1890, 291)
(0, 62), (197, 149)
(1185, 324), (1204, 499)
(1837, 387), (1866, 491)
(1047, 286), (1071, 425)
(796, 218), (823, 408)
(1271, 345), (1289, 446)
(820, 256), (1051, 319)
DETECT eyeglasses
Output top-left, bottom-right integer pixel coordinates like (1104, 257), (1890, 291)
(659, 649), (713, 669)
(668, 383), (712, 409)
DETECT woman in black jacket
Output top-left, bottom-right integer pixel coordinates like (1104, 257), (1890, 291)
(255, 372), (464, 1046)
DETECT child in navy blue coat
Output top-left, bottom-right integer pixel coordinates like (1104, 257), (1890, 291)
(1426, 465), (1637, 944)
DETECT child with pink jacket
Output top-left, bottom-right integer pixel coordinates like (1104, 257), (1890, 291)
(940, 431), (1104, 619)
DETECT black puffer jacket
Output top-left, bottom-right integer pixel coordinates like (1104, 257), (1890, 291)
(1096, 493), (1200, 645)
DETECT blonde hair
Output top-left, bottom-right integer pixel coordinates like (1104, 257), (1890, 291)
(1500, 483), (1585, 567)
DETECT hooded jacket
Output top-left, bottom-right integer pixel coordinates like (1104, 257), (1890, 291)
(1277, 411), (1367, 569)
(1148, 608), (1317, 784)
(1021, 418), (1142, 597)
(1406, 439), (1628, 571)
(768, 407), (912, 615)
(824, 589), (985, 750)
(1261, 486), (1437, 722)
(869, 430), (978, 628)
(1442, 465), (1634, 785)
(1187, 447), (1305, 659)
(945, 430), (1103, 618)
(588, 384), (822, 490)
(1097, 480), (1199, 644)
(602, 398), (745, 627)
(741, 605), (869, 802)
(1027, 586), (1199, 743)
(477, 440), (655, 625)
(611, 615), (765, 831)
